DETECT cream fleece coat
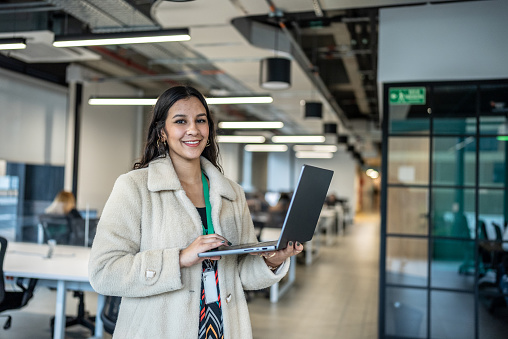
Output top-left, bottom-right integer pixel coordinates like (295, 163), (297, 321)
(88, 156), (289, 339)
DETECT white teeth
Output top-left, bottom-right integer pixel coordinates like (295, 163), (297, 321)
(184, 141), (199, 145)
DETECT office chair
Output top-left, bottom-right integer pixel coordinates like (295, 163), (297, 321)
(39, 215), (97, 336)
(68, 217), (98, 247)
(0, 236), (38, 330)
(101, 295), (122, 335)
(49, 291), (96, 336)
(492, 222), (503, 241)
(455, 214), (475, 275)
(479, 255), (508, 313)
(38, 214), (72, 245)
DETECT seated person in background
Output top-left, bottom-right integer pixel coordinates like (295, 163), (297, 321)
(326, 193), (338, 207)
(269, 193), (291, 213)
(266, 193), (291, 228)
(247, 192), (270, 213)
(45, 190), (83, 219)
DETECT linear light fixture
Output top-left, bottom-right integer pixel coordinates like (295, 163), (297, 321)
(88, 95), (273, 106)
(0, 38), (27, 50)
(295, 151), (333, 159)
(53, 28), (190, 47)
(293, 145), (338, 152)
(271, 135), (326, 143)
(218, 121), (283, 129)
(245, 144), (288, 152)
(207, 96), (273, 105)
(88, 98), (157, 105)
(497, 136), (508, 141)
(217, 135), (266, 143)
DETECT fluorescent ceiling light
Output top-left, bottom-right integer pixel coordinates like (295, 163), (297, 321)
(207, 96), (273, 105)
(53, 28), (190, 47)
(245, 144), (288, 152)
(293, 145), (338, 152)
(272, 135), (326, 143)
(366, 169), (379, 179)
(89, 98), (156, 105)
(295, 151), (333, 159)
(218, 121), (283, 129)
(0, 38), (26, 50)
(217, 135), (266, 143)
(88, 96), (272, 106)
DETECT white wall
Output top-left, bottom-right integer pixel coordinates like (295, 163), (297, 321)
(0, 68), (67, 165)
(76, 68), (142, 214)
(267, 150), (293, 192)
(378, 0), (508, 84)
(267, 149), (358, 216)
(218, 143), (241, 183)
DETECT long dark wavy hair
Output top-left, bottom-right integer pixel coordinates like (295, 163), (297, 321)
(133, 85), (222, 172)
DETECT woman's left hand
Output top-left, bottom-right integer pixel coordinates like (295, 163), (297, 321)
(250, 241), (303, 268)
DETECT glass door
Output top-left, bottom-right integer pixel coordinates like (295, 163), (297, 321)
(380, 80), (508, 339)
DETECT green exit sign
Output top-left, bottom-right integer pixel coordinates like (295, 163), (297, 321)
(389, 87), (426, 105)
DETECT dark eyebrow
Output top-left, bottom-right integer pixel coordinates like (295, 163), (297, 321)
(171, 113), (207, 119)
(171, 114), (187, 119)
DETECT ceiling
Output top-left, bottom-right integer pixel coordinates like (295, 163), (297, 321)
(0, 0), (470, 165)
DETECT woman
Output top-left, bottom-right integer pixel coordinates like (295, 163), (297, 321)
(45, 190), (82, 219)
(88, 85), (303, 339)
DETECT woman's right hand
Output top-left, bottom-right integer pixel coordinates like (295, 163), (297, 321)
(179, 234), (230, 268)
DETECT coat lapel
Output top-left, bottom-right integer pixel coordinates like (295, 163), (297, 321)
(201, 158), (236, 236)
(146, 156), (237, 236)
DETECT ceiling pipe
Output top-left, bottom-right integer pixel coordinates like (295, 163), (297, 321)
(88, 46), (179, 86)
(264, 0), (350, 130)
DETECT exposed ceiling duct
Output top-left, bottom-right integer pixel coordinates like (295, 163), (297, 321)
(1, 0), (470, 162)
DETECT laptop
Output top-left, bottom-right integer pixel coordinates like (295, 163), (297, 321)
(198, 164), (334, 257)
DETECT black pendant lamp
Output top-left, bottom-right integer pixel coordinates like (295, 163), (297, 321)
(260, 57), (291, 90)
(323, 123), (337, 134)
(304, 101), (322, 119)
(338, 135), (349, 144)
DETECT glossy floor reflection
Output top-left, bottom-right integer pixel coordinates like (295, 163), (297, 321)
(249, 213), (380, 339)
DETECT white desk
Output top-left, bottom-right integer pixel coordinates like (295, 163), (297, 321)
(319, 208), (337, 245)
(3, 242), (104, 339)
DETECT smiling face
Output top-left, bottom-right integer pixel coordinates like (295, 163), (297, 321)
(161, 96), (209, 166)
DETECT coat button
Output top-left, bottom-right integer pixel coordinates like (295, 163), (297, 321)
(226, 294), (232, 303)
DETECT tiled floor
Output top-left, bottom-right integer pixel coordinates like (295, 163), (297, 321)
(2, 213), (380, 339)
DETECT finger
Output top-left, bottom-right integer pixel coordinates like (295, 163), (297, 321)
(284, 241), (295, 253)
(209, 255), (222, 261)
(202, 234), (231, 246)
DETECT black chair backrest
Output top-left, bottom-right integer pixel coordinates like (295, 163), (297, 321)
(68, 218), (99, 247)
(492, 222), (503, 241)
(101, 296), (122, 335)
(0, 237), (7, 304)
(39, 214), (71, 244)
(479, 220), (488, 240)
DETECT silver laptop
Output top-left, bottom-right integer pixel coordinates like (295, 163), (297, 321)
(198, 164), (334, 257)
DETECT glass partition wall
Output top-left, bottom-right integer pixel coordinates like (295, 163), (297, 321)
(380, 81), (508, 339)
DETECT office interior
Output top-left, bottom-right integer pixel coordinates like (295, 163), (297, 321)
(1, 0), (508, 338)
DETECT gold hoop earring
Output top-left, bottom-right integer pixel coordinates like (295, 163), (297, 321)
(206, 139), (210, 147)
(157, 137), (166, 152)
